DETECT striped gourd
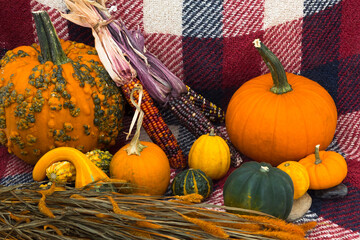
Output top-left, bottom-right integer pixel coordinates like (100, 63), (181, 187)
(171, 169), (213, 200)
(121, 79), (187, 169)
(46, 149), (112, 184)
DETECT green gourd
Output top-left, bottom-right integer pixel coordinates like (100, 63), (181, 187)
(171, 169), (213, 200)
(223, 161), (294, 219)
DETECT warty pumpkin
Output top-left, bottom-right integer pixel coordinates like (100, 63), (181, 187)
(223, 161), (294, 220)
(225, 39), (337, 166)
(299, 144), (347, 190)
(0, 11), (124, 165)
(188, 128), (230, 180)
(110, 85), (170, 196)
(277, 161), (310, 199)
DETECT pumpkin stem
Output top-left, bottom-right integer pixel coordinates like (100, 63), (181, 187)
(260, 166), (270, 173)
(125, 84), (147, 156)
(32, 11), (70, 65)
(253, 39), (292, 94)
(314, 144), (322, 165)
(209, 127), (216, 136)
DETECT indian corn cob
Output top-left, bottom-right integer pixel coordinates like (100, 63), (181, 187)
(121, 79), (187, 169)
(186, 86), (225, 123)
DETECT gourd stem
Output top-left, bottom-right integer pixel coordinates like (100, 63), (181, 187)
(253, 39), (292, 94)
(314, 144), (322, 165)
(32, 11), (69, 65)
(209, 127), (216, 136)
(125, 84), (147, 156)
(260, 166), (269, 173)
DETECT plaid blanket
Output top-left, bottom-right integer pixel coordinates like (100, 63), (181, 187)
(1, 0), (360, 239)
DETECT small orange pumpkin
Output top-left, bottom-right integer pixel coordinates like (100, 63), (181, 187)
(299, 145), (347, 190)
(109, 85), (170, 195)
(277, 161), (310, 199)
(225, 39), (337, 166)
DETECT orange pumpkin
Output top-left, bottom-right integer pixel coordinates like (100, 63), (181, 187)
(110, 85), (170, 196)
(0, 11), (124, 165)
(299, 145), (347, 190)
(225, 39), (337, 166)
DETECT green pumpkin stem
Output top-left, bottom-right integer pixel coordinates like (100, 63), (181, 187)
(253, 39), (292, 94)
(209, 127), (216, 136)
(314, 144), (322, 165)
(32, 11), (69, 65)
(125, 84), (147, 156)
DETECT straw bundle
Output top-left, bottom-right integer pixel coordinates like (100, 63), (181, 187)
(0, 182), (315, 239)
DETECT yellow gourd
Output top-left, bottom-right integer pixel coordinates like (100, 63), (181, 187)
(33, 147), (109, 188)
(188, 128), (230, 180)
(45, 149), (113, 184)
(277, 161), (310, 199)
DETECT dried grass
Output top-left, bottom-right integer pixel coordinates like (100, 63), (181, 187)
(0, 182), (316, 239)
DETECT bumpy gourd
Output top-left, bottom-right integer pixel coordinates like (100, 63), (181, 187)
(0, 11), (124, 165)
(225, 39), (337, 166)
(33, 147), (109, 188)
(46, 149), (112, 184)
(188, 128), (230, 180)
(223, 161), (294, 220)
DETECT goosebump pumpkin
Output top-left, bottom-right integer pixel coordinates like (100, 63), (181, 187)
(223, 161), (294, 220)
(277, 161), (310, 199)
(188, 128), (230, 180)
(0, 11), (124, 165)
(171, 168), (213, 200)
(225, 39), (337, 166)
(299, 144), (347, 190)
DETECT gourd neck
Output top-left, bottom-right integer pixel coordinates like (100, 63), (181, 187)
(32, 11), (70, 65)
(125, 84), (147, 156)
(314, 144), (322, 165)
(253, 39), (292, 94)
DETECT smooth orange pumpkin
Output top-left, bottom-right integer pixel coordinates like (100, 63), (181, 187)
(277, 161), (310, 199)
(225, 39), (337, 166)
(299, 145), (347, 190)
(0, 11), (124, 165)
(110, 85), (170, 196)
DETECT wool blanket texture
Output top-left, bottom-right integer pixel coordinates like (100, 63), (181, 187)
(1, 0), (360, 239)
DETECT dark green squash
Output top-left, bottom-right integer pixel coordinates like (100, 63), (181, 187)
(171, 169), (213, 200)
(223, 161), (294, 219)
